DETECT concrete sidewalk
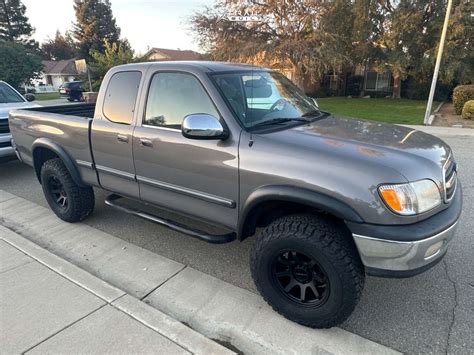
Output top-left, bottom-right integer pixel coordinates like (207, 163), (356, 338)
(0, 226), (233, 354)
(0, 190), (399, 354)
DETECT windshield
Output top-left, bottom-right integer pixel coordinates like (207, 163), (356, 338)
(212, 71), (319, 128)
(0, 82), (25, 104)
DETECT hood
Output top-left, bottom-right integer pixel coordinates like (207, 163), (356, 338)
(265, 115), (451, 182)
(0, 101), (37, 120)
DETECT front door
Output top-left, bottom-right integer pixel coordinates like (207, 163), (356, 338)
(133, 71), (239, 229)
(91, 70), (142, 199)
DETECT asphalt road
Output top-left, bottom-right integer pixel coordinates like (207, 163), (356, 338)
(1, 132), (472, 354)
(36, 98), (74, 106)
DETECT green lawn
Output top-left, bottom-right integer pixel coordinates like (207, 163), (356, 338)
(34, 92), (60, 101)
(317, 97), (439, 125)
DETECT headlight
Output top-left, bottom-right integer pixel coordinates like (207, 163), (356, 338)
(379, 179), (441, 215)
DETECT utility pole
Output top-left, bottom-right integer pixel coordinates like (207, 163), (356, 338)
(423, 0), (453, 125)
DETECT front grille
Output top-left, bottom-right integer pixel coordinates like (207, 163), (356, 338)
(0, 121), (9, 134)
(443, 155), (457, 202)
(0, 141), (11, 148)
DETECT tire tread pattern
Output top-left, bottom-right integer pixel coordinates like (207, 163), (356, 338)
(41, 158), (94, 222)
(250, 214), (365, 328)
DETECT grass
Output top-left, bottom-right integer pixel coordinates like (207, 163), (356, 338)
(34, 92), (60, 101)
(317, 97), (439, 125)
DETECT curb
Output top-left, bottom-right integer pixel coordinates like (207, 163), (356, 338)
(0, 224), (233, 355)
(0, 190), (400, 354)
(401, 124), (474, 137)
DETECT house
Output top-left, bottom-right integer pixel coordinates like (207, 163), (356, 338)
(33, 59), (79, 90)
(142, 48), (202, 62)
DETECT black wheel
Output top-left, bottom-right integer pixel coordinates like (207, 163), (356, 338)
(40, 158), (94, 222)
(250, 214), (364, 328)
(67, 98), (74, 102)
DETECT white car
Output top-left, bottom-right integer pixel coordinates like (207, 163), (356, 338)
(0, 81), (38, 161)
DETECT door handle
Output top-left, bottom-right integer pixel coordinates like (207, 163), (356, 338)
(117, 134), (129, 143)
(139, 138), (153, 147)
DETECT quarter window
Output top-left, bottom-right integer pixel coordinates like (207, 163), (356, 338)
(144, 72), (219, 129)
(103, 71), (142, 124)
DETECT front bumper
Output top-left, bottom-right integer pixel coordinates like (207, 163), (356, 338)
(0, 133), (15, 159)
(350, 183), (462, 278)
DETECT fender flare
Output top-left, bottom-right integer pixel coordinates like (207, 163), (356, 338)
(32, 138), (86, 187)
(238, 185), (364, 239)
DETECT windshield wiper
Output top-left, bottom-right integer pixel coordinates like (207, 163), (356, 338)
(251, 117), (309, 129)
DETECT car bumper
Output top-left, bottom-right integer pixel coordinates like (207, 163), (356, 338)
(349, 182), (462, 278)
(0, 133), (15, 159)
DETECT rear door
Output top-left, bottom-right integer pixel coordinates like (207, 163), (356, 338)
(91, 70), (142, 198)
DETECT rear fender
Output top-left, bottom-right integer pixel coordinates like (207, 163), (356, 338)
(32, 138), (85, 187)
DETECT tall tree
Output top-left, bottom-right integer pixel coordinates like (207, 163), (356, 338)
(441, 0), (473, 85)
(89, 38), (134, 90)
(375, 0), (472, 96)
(42, 30), (77, 60)
(0, 41), (42, 89)
(72, 0), (121, 60)
(191, 0), (354, 87)
(0, 0), (38, 49)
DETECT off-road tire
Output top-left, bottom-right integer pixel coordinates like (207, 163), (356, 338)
(40, 158), (94, 222)
(250, 214), (364, 328)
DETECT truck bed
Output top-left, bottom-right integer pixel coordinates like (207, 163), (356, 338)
(9, 102), (99, 186)
(24, 103), (96, 118)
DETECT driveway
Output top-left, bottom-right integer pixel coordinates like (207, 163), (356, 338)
(0, 130), (472, 354)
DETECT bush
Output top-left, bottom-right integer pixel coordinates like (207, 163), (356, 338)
(453, 85), (474, 115)
(346, 75), (363, 97)
(461, 100), (474, 120)
(401, 76), (453, 101)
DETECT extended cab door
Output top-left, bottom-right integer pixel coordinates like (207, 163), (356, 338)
(132, 71), (239, 229)
(91, 70), (143, 199)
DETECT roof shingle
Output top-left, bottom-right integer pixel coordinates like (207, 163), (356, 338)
(42, 59), (78, 75)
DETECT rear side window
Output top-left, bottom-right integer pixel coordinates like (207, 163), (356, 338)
(103, 71), (141, 124)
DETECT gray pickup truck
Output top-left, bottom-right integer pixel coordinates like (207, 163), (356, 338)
(9, 61), (462, 328)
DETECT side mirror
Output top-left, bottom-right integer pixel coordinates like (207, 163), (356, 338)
(182, 114), (227, 140)
(25, 93), (35, 102)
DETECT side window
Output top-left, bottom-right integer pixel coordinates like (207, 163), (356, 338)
(144, 72), (219, 129)
(103, 71), (142, 125)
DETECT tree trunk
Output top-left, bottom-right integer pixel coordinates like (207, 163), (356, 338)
(392, 75), (401, 98)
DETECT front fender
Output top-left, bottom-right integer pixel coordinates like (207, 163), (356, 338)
(238, 185), (364, 239)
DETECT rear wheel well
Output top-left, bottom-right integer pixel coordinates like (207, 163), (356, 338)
(33, 147), (60, 183)
(240, 200), (352, 241)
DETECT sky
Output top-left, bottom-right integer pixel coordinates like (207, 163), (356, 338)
(22, 0), (215, 55)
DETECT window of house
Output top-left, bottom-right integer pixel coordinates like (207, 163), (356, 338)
(365, 72), (377, 90)
(103, 71), (142, 125)
(144, 72), (219, 129)
(329, 75), (339, 91)
(364, 71), (392, 92)
(377, 72), (391, 91)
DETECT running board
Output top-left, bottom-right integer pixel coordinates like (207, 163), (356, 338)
(104, 194), (236, 244)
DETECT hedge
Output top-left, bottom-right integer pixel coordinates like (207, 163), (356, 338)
(461, 100), (474, 120)
(453, 85), (474, 115)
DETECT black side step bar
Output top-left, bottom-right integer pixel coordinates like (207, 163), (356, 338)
(105, 194), (236, 244)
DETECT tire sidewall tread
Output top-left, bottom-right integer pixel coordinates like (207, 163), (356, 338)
(250, 214), (365, 328)
(40, 158), (94, 223)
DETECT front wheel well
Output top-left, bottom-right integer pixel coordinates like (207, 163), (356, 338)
(239, 200), (352, 241)
(33, 147), (60, 183)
